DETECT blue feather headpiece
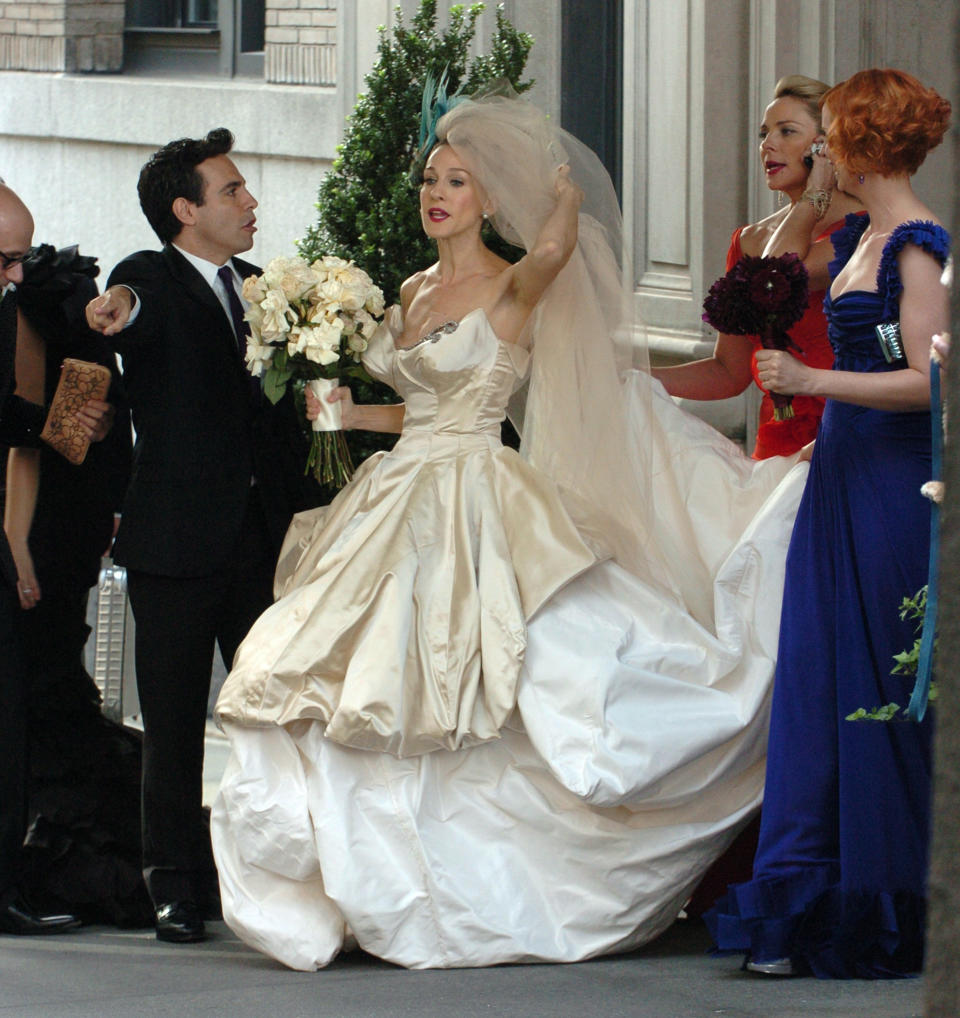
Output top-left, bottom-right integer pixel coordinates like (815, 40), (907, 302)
(417, 68), (467, 160)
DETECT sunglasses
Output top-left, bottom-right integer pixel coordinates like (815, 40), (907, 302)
(0, 250), (26, 271)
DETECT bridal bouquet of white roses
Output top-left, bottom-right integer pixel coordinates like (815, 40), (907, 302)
(242, 254), (385, 487)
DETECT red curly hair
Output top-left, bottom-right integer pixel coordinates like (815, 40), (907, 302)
(821, 68), (951, 177)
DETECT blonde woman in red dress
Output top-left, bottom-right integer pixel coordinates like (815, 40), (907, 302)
(654, 75), (862, 459)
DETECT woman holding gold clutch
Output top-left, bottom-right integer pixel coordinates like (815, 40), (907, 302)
(4, 244), (148, 927)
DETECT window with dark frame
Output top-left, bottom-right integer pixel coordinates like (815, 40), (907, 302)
(124, 0), (264, 76)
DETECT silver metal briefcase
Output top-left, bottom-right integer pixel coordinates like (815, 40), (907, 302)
(93, 560), (138, 722)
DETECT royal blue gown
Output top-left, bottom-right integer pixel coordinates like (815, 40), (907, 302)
(706, 216), (950, 978)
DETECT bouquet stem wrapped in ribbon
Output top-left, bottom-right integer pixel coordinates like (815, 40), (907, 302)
(305, 376), (354, 488)
(242, 255), (385, 487)
(702, 252), (810, 421)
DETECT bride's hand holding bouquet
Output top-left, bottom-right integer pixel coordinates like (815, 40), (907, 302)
(305, 382), (357, 429)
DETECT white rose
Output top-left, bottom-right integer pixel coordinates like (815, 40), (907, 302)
(244, 337), (274, 377)
(351, 267), (375, 288)
(317, 255), (351, 273)
(306, 302), (330, 325)
(262, 258), (319, 302)
(306, 345), (340, 367)
(317, 278), (346, 309)
(339, 280), (367, 312)
(284, 265), (321, 302)
(347, 334), (368, 356)
(334, 266), (360, 286)
(365, 288), (385, 317)
(291, 319), (342, 359)
(323, 315), (345, 341)
(262, 256), (299, 288)
(261, 288), (293, 341)
(291, 320), (341, 367)
(287, 323), (315, 357)
(241, 273), (267, 303)
(354, 308), (377, 338)
(244, 301), (265, 336)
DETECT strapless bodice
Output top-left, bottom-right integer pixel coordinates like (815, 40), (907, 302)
(364, 306), (530, 449)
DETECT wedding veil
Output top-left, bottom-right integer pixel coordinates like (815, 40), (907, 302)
(436, 88), (666, 589)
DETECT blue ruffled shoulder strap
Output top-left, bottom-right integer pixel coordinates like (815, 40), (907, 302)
(827, 212), (870, 281)
(877, 220), (951, 321)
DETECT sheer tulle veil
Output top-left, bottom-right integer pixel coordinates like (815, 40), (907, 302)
(436, 86), (667, 587)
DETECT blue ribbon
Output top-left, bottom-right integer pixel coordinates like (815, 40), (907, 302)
(907, 358), (941, 723)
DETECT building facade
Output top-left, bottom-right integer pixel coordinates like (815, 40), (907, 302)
(0, 0), (954, 443)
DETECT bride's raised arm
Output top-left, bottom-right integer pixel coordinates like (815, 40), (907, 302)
(507, 166), (583, 313)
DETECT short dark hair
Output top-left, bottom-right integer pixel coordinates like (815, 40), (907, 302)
(137, 128), (235, 243)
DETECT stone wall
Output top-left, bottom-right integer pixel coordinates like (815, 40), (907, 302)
(265, 0), (336, 85)
(0, 0), (122, 71)
(0, 72), (342, 275)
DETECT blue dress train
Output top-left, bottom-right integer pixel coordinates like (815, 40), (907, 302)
(706, 216), (950, 978)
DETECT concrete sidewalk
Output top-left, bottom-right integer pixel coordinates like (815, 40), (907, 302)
(0, 913), (922, 1018)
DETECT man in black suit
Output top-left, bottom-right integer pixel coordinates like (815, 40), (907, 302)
(0, 182), (106, 935)
(87, 130), (314, 943)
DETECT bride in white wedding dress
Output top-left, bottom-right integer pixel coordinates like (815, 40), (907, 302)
(211, 87), (807, 971)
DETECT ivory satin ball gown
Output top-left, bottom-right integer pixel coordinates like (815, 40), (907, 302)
(212, 304), (806, 970)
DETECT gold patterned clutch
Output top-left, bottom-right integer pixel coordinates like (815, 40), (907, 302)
(40, 357), (111, 465)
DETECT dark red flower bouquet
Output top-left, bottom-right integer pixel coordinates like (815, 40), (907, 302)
(702, 253), (809, 420)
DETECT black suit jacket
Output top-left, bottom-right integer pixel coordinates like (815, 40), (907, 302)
(0, 290), (46, 589)
(107, 246), (315, 578)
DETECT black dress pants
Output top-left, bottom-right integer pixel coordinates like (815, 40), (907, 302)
(0, 581), (27, 906)
(126, 490), (275, 908)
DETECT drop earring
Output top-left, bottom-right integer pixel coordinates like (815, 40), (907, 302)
(858, 174), (865, 185)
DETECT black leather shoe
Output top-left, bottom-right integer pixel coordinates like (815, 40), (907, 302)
(155, 901), (206, 943)
(0, 897), (81, 935)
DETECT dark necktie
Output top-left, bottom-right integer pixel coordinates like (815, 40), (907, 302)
(217, 264), (248, 358)
(217, 265), (260, 406)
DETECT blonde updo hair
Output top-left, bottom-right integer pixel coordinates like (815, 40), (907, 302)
(773, 74), (831, 131)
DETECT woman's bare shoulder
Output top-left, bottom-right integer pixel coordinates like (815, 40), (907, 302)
(399, 269), (432, 313)
(739, 211), (783, 256)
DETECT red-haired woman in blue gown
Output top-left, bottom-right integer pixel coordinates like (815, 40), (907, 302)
(707, 68), (951, 979)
